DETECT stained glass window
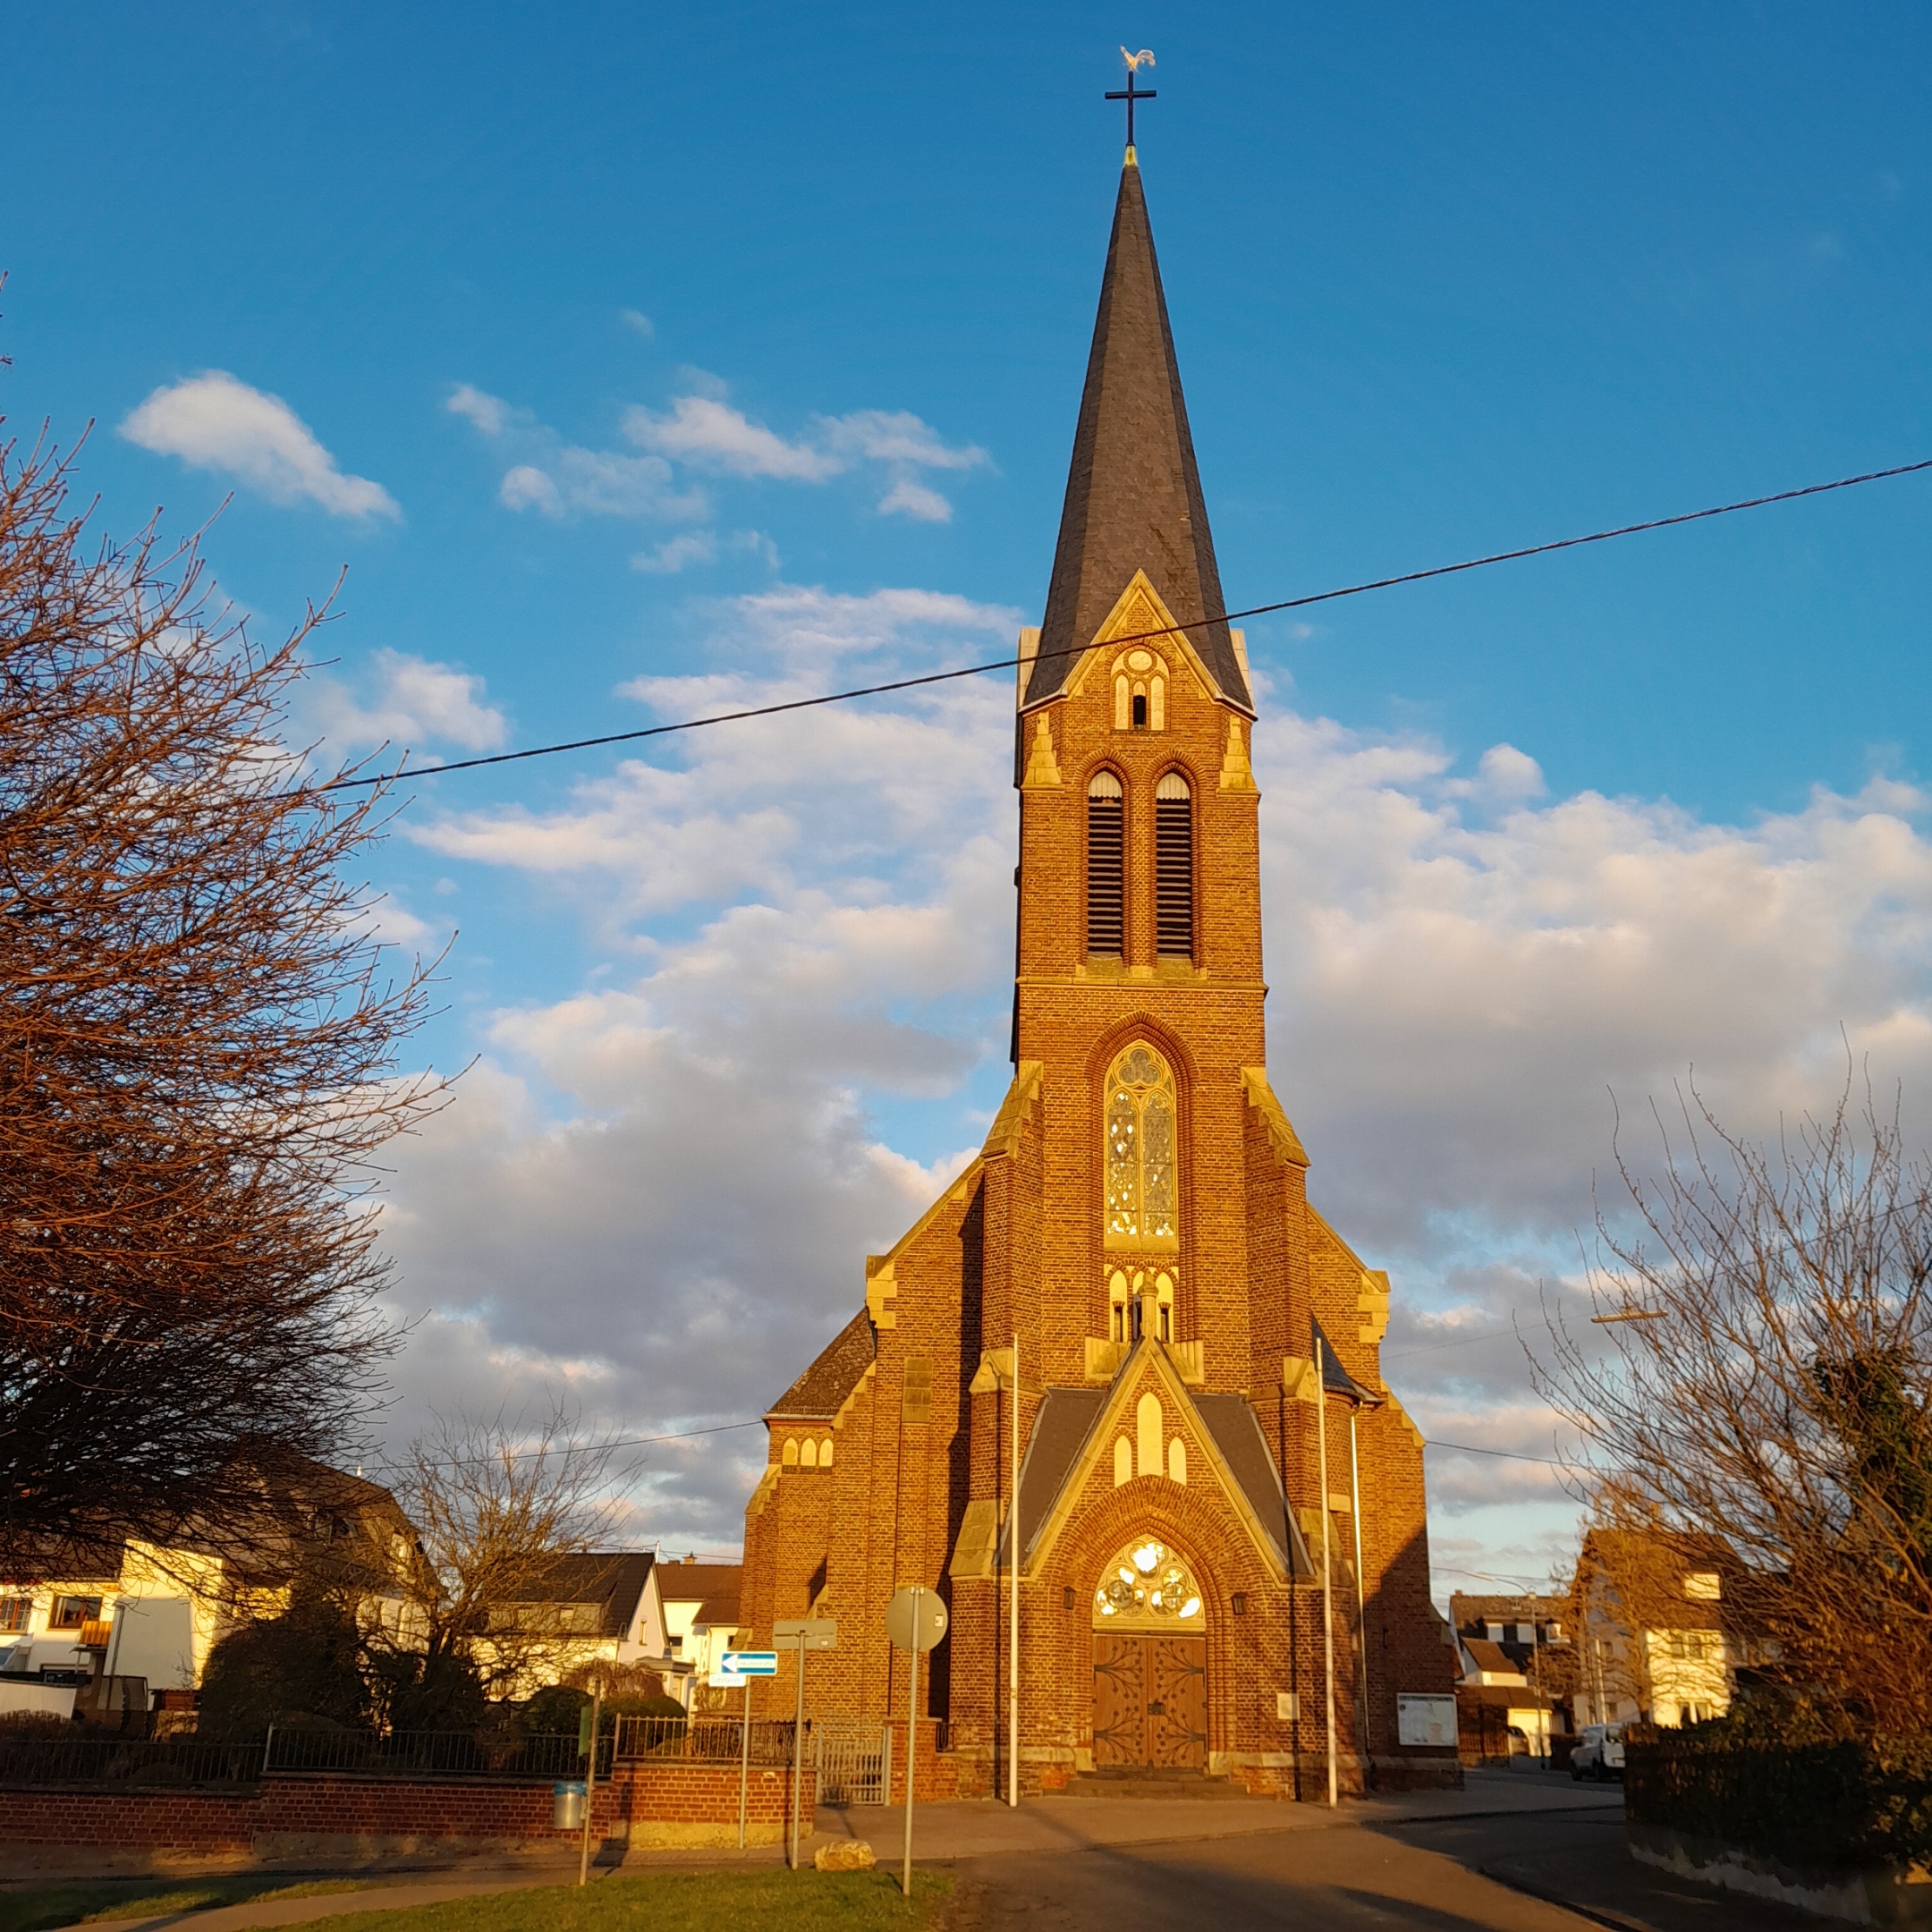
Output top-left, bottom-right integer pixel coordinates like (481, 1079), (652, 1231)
(1103, 1043), (1179, 1250)
(1092, 1538), (1204, 1628)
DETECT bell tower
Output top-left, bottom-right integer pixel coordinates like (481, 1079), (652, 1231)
(1010, 152), (1271, 1390)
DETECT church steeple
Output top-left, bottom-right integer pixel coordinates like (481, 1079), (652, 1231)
(1024, 161), (1252, 715)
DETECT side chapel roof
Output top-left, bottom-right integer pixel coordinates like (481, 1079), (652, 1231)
(1025, 159), (1251, 716)
(767, 1308), (875, 1421)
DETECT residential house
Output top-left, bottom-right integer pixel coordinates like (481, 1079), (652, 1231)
(653, 1561), (741, 1708)
(483, 1552), (675, 1696)
(1572, 1529), (1733, 1729)
(1453, 1631), (1557, 1763)
(1449, 1590), (1579, 1731)
(0, 1460), (415, 1720)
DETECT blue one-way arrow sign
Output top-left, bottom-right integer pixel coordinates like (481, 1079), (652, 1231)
(721, 1649), (778, 1676)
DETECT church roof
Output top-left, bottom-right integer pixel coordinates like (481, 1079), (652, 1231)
(767, 1307), (875, 1420)
(1025, 160), (1251, 716)
(1004, 1368), (1311, 1580)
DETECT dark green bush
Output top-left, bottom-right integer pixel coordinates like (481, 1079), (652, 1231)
(198, 1594), (370, 1740)
(1626, 1695), (1932, 1868)
(521, 1684), (587, 1736)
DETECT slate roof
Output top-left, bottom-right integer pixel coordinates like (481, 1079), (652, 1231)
(501, 1551), (657, 1640)
(767, 1309), (875, 1420)
(655, 1560), (741, 1629)
(1024, 160), (1251, 716)
(1460, 1636), (1527, 1680)
(1315, 1319), (1382, 1406)
(1191, 1393), (1313, 1578)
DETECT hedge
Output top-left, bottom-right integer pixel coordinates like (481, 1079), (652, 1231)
(1625, 1707), (1932, 1869)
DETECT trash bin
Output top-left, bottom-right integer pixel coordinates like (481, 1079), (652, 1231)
(553, 1780), (586, 1830)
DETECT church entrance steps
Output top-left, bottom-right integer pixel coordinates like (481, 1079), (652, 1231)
(1068, 1767), (1250, 1801)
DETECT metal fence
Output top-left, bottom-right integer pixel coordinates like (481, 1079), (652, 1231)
(0, 1734), (264, 1788)
(262, 1726), (614, 1779)
(613, 1713), (798, 1766)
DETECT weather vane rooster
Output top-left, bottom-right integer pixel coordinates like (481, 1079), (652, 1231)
(1106, 47), (1157, 149)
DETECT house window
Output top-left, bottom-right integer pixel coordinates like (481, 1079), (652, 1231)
(1154, 773), (1193, 959)
(0, 1599), (30, 1632)
(1103, 1043), (1179, 1250)
(49, 1596), (102, 1630)
(1086, 772), (1124, 957)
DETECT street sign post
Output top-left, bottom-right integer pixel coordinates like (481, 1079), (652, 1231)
(715, 1649), (777, 1850)
(773, 1619), (837, 1868)
(885, 1585), (948, 1898)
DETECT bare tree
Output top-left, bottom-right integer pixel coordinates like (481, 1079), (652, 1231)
(369, 1407), (631, 1722)
(0, 425), (443, 1563)
(1537, 1076), (1932, 1732)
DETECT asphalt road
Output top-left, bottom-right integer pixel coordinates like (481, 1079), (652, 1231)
(948, 1801), (1815, 1932)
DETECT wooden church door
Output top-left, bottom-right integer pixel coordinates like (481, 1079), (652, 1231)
(1092, 1633), (1208, 1767)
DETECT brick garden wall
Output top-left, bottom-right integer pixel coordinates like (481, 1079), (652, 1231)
(0, 1762), (818, 1871)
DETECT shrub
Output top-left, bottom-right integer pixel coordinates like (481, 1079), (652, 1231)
(198, 1594), (371, 1740)
(1625, 1696), (1932, 1868)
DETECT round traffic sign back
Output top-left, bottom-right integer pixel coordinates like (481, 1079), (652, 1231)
(884, 1585), (948, 1652)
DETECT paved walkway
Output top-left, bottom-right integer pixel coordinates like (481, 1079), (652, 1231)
(50, 1771), (1753, 1932)
(814, 1765), (1618, 1861)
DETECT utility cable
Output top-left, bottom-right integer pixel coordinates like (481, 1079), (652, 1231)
(309, 455), (1932, 796)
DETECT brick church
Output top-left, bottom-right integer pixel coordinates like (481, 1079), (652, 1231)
(736, 147), (1457, 1797)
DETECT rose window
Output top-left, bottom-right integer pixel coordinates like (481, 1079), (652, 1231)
(1092, 1538), (1203, 1627)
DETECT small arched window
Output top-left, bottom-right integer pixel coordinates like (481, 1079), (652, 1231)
(1103, 1043), (1179, 1251)
(1155, 773), (1193, 960)
(1086, 771), (1124, 958)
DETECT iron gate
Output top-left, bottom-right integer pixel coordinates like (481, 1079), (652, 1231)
(814, 1717), (890, 1806)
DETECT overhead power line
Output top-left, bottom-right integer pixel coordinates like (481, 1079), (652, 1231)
(1424, 1437), (1572, 1469)
(314, 455), (1932, 797)
(393, 1415), (1570, 1474)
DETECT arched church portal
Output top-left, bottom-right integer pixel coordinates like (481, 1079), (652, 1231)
(1089, 1538), (1208, 1768)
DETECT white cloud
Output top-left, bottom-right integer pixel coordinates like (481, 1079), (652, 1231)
(818, 410), (987, 472)
(445, 383), (510, 437)
(620, 309), (655, 338)
(121, 371), (398, 521)
(625, 396), (839, 481)
(373, 643), (1932, 1568)
(632, 532), (718, 574)
(310, 648), (508, 754)
(877, 478), (953, 522)
(448, 384), (705, 523)
(450, 377), (987, 538)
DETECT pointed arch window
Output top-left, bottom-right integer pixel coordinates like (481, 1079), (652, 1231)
(1155, 772), (1193, 960)
(1086, 771), (1124, 958)
(1103, 1043), (1179, 1251)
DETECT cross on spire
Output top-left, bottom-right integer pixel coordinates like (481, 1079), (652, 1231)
(1106, 47), (1157, 154)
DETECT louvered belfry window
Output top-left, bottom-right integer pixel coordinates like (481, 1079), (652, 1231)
(1086, 771), (1124, 957)
(1155, 773), (1193, 959)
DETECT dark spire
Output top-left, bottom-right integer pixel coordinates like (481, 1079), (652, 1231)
(1025, 160), (1251, 714)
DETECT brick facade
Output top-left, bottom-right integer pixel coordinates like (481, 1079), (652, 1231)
(737, 158), (1457, 1798)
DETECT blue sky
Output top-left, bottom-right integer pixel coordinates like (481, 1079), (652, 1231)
(10, 3), (1932, 1588)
